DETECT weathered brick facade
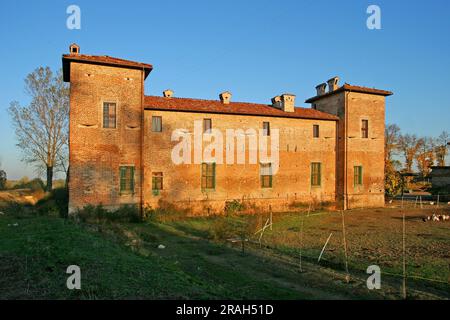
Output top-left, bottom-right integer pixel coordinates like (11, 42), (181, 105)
(62, 45), (392, 215)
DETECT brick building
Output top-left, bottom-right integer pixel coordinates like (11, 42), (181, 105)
(62, 44), (392, 215)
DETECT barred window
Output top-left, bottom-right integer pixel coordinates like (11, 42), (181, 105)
(152, 172), (163, 190)
(152, 116), (162, 132)
(311, 162), (322, 187)
(201, 162), (215, 190)
(354, 166), (363, 186)
(263, 122), (270, 136)
(103, 102), (117, 128)
(313, 124), (320, 138)
(260, 163), (273, 188)
(119, 166), (135, 193)
(361, 120), (369, 138)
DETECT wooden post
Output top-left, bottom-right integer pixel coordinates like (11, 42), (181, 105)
(341, 210), (350, 282)
(402, 210), (407, 299)
(299, 214), (304, 273)
(318, 233), (333, 263)
(270, 210), (273, 231)
(437, 193), (440, 208)
(401, 195), (404, 209)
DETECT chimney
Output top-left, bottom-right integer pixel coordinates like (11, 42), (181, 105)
(69, 43), (80, 55)
(163, 89), (174, 98)
(327, 76), (339, 92)
(315, 83), (327, 96)
(280, 93), (296, 112)
(271, 95), (282, 109)
(219, 91), (232, 104)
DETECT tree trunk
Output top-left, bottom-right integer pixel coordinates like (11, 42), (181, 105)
(46, 166), (53, 191)
(65, 165), (70, 189)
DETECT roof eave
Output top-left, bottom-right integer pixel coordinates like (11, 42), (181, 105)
(305, 86), (393, 103)
(143, 106), (339, 121)
(62, 55), (153, 82)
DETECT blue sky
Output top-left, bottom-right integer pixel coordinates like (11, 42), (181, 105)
(0, 0), (449, 179)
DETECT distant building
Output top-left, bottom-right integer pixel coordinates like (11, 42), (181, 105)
(430, 166), (450, 188)
(62, 44), (393, 215)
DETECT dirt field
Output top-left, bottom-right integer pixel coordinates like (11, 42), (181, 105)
(164, 205), (450, 299)
(1, 203), (449, 299)
(0, 189), (44, 206)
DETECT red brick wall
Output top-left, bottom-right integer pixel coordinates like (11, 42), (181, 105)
(313, 91), (386, 209)
(142, 110), (337, 215)
(68, 62), (144, 213)
(67, 61), (386, 214)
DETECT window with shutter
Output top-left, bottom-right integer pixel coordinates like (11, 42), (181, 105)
(260, 163), (273, 188)
(103, 102), (117, 128)
(311, 162), (322, 187)
(201, 162), (215, 190)
(119, 166), (135, 193)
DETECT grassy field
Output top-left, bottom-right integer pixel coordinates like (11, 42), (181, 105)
(0, 200), (449, 300)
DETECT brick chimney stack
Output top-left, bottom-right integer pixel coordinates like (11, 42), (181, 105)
(69, 43), (80, 55)
(163, 89), (174, 98)
(315, 83), (327, 96)
(219, 91), (232, 104)
(280, 93), (296, 112)
(327, 76), (339, 92)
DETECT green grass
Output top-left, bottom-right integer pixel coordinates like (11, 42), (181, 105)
(0, 214), (323, 299)
(161, 207), (450, 299)
(1, 204), (449, 300)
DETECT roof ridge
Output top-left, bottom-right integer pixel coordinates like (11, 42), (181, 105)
(145, 95), (320, 110)
(144, 95), (339, 121)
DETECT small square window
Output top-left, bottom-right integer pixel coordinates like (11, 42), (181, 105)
(152, 116), (162, 132)
(313, 125), (320, 138)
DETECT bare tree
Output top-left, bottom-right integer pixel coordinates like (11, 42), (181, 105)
(434, 131), (449, 166)
(385, 124), (401, 162)
(384, 124), (402, 195)
(398, 134), (422, 172)
(8, 67), (69, 191)
(0, 161), (6, 190)
(416, 137), (435, 177)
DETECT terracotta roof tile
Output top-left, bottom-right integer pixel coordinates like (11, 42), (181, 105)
(305, 83), (393, 103)
(144, 96), (339, 121)
(62, 53), (152, 82)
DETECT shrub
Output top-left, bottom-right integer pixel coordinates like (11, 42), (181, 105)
(145, 200), (187, 222)
(210, 213), (259, 242)
(1, 201), (32, 217)
(224, 200), (245, 215)
(73, 204), (144, 223)
(113, 205), (142, 223)
(36, 200), (60, 216)
(33, 187), (68, 218)
(12, 178), (45, 191)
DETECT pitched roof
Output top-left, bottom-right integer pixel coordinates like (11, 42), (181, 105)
(62, 53), (153, 82)
(144, 96), (339, 121)
(305, 83), (393, 103)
